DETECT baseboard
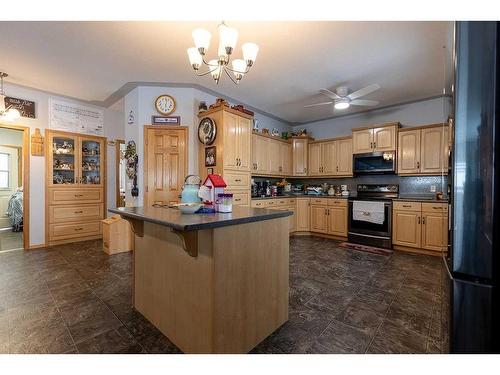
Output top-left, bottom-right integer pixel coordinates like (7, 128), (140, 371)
(28, 243), (47, 250)
(290, 231), (347, 241)
(393, 244), (445, 257)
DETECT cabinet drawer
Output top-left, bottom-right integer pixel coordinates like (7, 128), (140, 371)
(251, 200), (266, 208)
(327, 199), (348, 207)
(422, 202), (448, 213)
(49, 221), (102, 240)
(49, 189), (103, 204)
(265, 199), (277, 208)
(310, 198), (328, 205)
(393, 201), (422, 211)
(224, 172), (250, 188)
(49, 204), (104, 223)
(276, 198), (296, 207)
(227, 190), (250, 206)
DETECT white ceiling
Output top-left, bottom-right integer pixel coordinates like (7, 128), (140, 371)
(0, 21), (453, 124)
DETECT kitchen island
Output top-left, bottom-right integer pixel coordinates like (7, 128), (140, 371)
(109, 205), (292, 354)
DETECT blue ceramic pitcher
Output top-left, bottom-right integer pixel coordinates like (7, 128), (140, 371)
(181, 175), (202, 203)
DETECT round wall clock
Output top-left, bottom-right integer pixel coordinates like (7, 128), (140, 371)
(155, 94), (176, 115)
(198, 117), (217, 145)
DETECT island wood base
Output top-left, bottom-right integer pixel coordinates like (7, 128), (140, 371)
(132, 217), (289, 353)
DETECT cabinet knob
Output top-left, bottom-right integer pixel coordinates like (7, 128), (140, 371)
(417, 161), (420, 169)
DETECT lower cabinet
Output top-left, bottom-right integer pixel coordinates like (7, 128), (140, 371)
(295, 198), (310, 232)
(310, 205), (328, 233)
(310, 199), (348, 237)
(392, 201), (448, 253)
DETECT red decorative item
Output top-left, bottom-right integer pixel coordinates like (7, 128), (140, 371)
(201, 174), (227, 204)
(231, 104), (254, 116)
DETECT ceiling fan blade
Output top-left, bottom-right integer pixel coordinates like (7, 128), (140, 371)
(303, 101), (333, 108)
(319, 88), (342, 100)
(347, 84), (380, 100)
(350, 99), (379, 107)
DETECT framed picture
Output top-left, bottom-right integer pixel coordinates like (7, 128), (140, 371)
(207, 167), (214, 175)
(205, 146), (216, 167)
(151, 115), (181, 125)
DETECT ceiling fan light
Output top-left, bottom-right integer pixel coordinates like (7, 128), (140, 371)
(218, 23), (238, 54)
(187, 47), (203, 70)
(334, 100), (350, 110)
(192, 28), (211, 55)
(242, 42), (259, 66)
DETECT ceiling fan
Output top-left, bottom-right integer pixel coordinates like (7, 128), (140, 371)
(304, 84), (380, 111)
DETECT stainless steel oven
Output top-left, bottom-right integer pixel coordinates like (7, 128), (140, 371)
(347, 184), (398, 249)
(353, 151), (396, 175)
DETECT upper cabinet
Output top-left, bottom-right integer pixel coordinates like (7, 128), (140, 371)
(292, 138), (309, 176)
(223, 111), (251, 172)
(48, 130), (105, 188)
(251, 133), (292, 177)
(398, 124), (448, 175)
(352, 123), (398, 154)
(308, 137), (353, 177)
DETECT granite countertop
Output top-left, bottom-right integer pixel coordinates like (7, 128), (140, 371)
(251, 193), (448, 203)
(109, 206), (292, 232)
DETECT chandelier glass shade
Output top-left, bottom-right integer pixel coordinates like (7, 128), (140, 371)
(0, 72), (20, 122)
(187, 22), (259, 85)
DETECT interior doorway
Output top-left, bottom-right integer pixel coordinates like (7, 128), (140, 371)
(144, 125), (188, 207)
(115, 139), (126, 207)
(0, 124), (29, 251)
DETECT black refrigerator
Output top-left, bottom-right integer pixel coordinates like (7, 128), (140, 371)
(443, 21), (500, 353)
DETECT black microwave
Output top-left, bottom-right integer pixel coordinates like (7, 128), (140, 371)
(353, 151), (396, 175)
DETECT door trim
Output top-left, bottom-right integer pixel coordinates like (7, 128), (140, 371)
(115, 139), (125, 207)
(0, 123), (30, 250)
(143, 125), (189, 207)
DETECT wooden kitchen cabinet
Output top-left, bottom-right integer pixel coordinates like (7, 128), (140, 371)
(352, 123), (398, 154)
(251, 135), (269, 174)
(268, 139), (281, 175)
(295, 198), (310, 232)
(310, 205), (328, 233)
(327, 205), (348, 237)
(308, 142), (322, 176)
(223, 111), (251, 172)
(292, 138), (309, 176)
(308, 137), (353, 177)
(398, 124), (448, 175)
(280, 142), (292, 176)
(393, 201), (448, 254)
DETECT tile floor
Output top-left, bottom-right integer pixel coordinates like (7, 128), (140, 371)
(0, 229), (23, 251)
(0, 236), (443, 354)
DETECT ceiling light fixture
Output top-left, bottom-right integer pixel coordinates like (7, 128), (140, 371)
(187, 22), (259, 85)
(334, 99), (350, 110)
(0, 72), (20, 122)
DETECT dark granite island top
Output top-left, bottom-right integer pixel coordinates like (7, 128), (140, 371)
(109, 205), (292, 232)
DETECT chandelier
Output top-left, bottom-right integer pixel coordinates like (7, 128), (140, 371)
(187, 22), (259, 85)
(0, 72), (20, 122)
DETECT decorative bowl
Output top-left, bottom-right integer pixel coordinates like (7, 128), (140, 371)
(177, 203), (203, 214)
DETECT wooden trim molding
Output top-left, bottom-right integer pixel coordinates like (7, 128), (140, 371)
(115, 139), (125, 207)
(0, 123), (30, 250)
(351, 121), (401, 132)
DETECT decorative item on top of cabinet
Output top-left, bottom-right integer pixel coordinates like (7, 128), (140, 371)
(198, 106), (253, 206)
(352, 122), (399, 154)
(308, 137), (353, 177)
(31, 128), (44, 156)
(397, 123), (448, 175)
(45, 129), (106, 246)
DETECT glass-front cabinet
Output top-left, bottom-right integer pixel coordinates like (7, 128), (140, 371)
(80, 136), (104, 186)
(47, 130), (105, 188)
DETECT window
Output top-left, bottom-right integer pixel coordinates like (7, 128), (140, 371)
(0, 152), (9, 189)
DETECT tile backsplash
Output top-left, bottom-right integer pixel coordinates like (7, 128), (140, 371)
(253, 175), (448, 197)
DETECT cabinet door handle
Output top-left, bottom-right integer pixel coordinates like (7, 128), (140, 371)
(422, 217), (426, 224)
(74, 227), (83, 231)
(74, 194), (83, 198)
(417, 161), (420, 169)
(433, 206), (442, 210)
(402, 204), (412, 208)
(303, 167), (307, 173)
(235, 198), (241, 202)
(336, 166), (339, 172)
(418, 216), (421, 224)
(235, 179), (241, 182)
(370, 142), (373, 148)
(74, 210), (83, 214)
(374, 142), (376, 149)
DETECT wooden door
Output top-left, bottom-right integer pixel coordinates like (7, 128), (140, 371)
(295, 198), (310, 231)
(268, 139), (281, 175)
(292, 138), (308, 176)
(422, 213), (448, 251)
(327, 206), (347, 237)
(352, 129), (373, 154)
(336, 138), (353, 176)
(280, 142), (292, 176)
(420, 127), (446, 174)
(252, 135), (269, 174)
(308, 143), (322, 175)
(223, 112), (239, 170)
(392, 210), (421, 248)
(310, 205), (328, 233)
(145, 127), (187, 206)
(398, 130), (421, 174)
(237, 116), (252, 172)
(373, 126), (396, 151)
(321, 141), (336, 175)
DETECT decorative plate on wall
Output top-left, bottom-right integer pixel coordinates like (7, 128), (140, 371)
(198, 117), (217, 145)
